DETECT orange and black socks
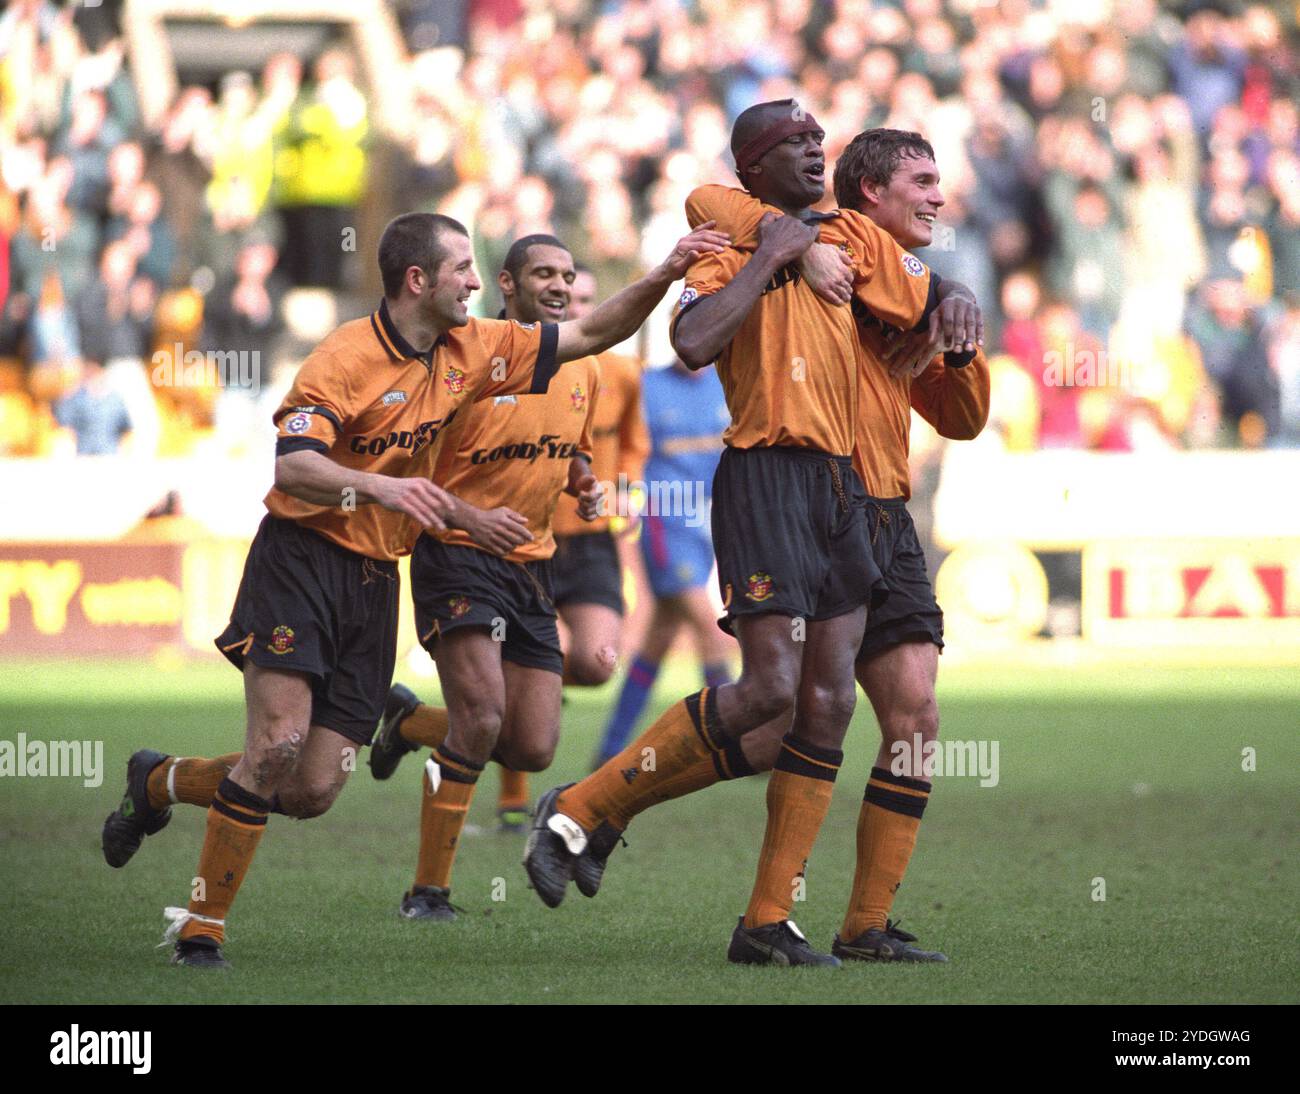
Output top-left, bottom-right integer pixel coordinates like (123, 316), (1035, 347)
(147, 753), (242, 810)
(743, 735), (842, 929)
(839, 766), (931, 940)
(180, 776), (269, 944)
(413, 745), (482, 891)
(497, 766), (529, 814)
(399, 704), (451, 751)
(558, 687), (728, 833)
(610, 729), (755, 831)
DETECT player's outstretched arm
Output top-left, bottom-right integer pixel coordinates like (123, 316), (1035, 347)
(672, 212), (817, 370)
(274, 449), (455, 532)
(553, 224), (729, 363)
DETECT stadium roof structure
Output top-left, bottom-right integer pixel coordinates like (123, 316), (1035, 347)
(122, 0), (409, 137)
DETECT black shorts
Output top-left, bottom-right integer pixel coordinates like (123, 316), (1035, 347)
(215, 515), (399, 747)
(711, 445), (885, 634)
(411, 536), (563, 675)
(550, 530), (624, 614)
(859, 497), (944, 661)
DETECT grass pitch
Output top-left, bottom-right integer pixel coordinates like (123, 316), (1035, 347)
(0, 658), (1296, 1004)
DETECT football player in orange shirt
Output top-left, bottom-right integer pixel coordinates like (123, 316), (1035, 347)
(100, 212), (727, 967)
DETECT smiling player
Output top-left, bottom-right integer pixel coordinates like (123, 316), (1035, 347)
(366, 234), (613, 921)
(99, 212), (727, 968)
(538, 129), (990, 964)
(525, 101), (948, 967)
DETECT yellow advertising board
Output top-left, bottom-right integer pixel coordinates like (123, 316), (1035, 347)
(1081, 539), (1300, 647)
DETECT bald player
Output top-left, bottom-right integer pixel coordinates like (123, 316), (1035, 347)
(663, 128), (989, 963)
(99, 212), (726, 968)
(525, 101), (952, 967)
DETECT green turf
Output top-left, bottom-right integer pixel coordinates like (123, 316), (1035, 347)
(0, 659), (1296, 1004)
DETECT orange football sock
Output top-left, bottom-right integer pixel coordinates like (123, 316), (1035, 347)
(840, 767), (930, 939)
(178, 776), (269, 944)
(147, 754), (242, 810)
(497, 767), (529, 813)
(743, 736), (841, 929)
(558, 688), (728, 833)
(400, 704), (450, 750)
(608, 737), (755, 830)
(413, 745), (483, 891)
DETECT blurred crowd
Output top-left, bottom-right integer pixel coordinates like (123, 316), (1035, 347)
(1, 0), (1298, 461)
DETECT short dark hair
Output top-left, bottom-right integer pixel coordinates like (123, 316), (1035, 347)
(502, 233), (570, 283)
(378, 212), (468, 298)
(833, 129), (936, 210)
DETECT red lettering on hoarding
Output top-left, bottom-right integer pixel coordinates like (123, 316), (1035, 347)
(1107, 560), (1293, 621)
(1256, 566), (1285, 616)
(1109, 568), (1125, 618)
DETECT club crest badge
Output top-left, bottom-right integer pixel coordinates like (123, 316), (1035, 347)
(444, 365), (466, 395)
(269, 625), (295, 654)
(571, 383), (586, 412)
(448, 596), (471, 618)
(745, 572), (774, 602)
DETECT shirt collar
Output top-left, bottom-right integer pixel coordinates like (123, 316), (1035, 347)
(373, 298), (447, 367)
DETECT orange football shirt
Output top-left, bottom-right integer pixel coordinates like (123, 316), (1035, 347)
(674, 185), (935, 457)
(430, 355), (600, 563)
(685, 185), (984, 496)
(268, 299), (560, 560)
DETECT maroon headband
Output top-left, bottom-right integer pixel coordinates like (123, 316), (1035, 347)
(734, 111), (822, 175)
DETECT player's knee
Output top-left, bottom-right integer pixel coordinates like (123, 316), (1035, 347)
(734, 672), (796, 726)
(454, 701), (499, 743)
(800, 681), (857, 734)
(880, 691), (939, 746)
(566, 650), (616, 687)
(497, 740), (555, 772)
(444, 696), (504, 760)
(245, 728), (304, 787)
(280, 780), (340, 820)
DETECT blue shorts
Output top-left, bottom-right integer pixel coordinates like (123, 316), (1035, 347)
(640, 513), (715, 599)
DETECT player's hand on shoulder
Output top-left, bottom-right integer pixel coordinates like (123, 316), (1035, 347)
(658, 221), (730, 279)
(459, 505), (533, 556)
(798, 241), (854, 306)
(757, 212), (818, 267)
(374, 477), (455, 533)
